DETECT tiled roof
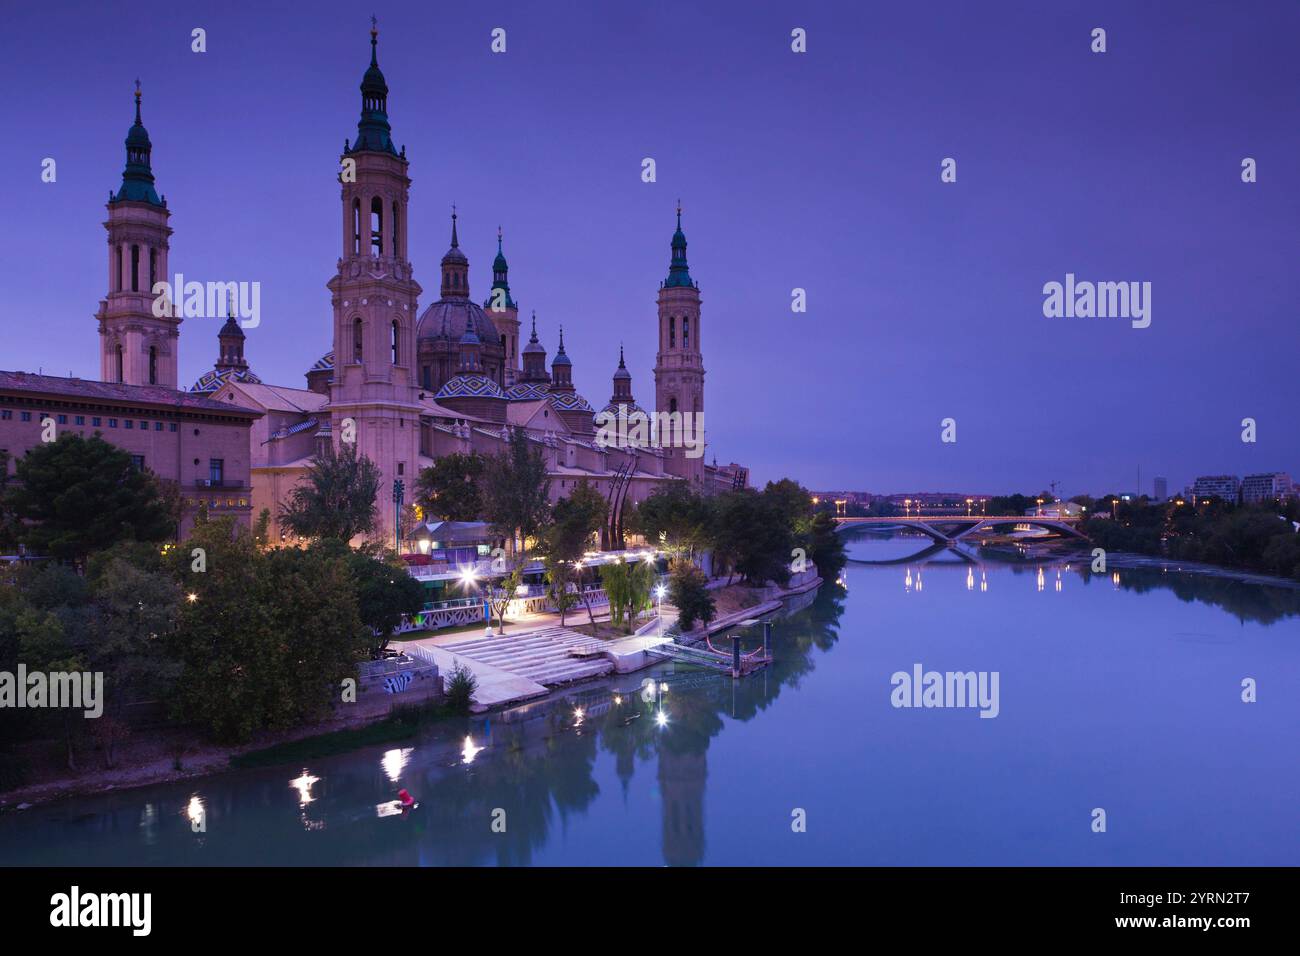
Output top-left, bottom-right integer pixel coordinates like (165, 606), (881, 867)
(309, 352), (335, 372)
(191, 366), (263, 393)
(435, 373), (505, 400)
(504, 381), (548, 402)
(0, 370), (260, 417)
(548, 391), (594, 413)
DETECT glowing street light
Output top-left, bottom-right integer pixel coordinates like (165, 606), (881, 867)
(186, 592), (198, 603)
(655, 583), (667, 637)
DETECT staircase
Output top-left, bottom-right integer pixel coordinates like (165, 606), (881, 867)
(440, 626), (615, 687)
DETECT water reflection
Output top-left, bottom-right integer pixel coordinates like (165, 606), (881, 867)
(4, 542), (1297, 866)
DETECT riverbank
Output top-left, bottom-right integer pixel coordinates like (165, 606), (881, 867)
(0, 573), (825, 810)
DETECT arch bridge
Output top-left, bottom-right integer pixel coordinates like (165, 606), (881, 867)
(833, 514), (1087, 545)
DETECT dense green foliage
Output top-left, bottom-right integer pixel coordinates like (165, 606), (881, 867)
(1081, 498), (1300, 581)
(668, 559), (715, 632)
(415, 452), (486, 522)
(4, 434), (174, 562)
(280, 443), (381, 542)
(444, 662), (478, 714)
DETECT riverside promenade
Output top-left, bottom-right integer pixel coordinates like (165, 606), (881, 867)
(396, 568), (823, 712)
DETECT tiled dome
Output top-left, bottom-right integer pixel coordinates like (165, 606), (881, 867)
(435, 373), (505, 401)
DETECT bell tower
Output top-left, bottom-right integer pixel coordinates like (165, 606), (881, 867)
(326, 20), (423, 543)
(653, 203), (705, 483)
(97, 82), (177, 387)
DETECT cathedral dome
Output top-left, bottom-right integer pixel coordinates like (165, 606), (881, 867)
(435, 373), (504, 401)
(505, 381), (549, 401)
(548, 390), (593, 413)
(191, 366), (262, 394)
(417, 298), (500, 344)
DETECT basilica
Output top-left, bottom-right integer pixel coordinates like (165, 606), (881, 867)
(0, 25), (747, 549)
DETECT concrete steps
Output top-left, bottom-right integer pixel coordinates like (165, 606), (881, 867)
(439, 626), (613, 687)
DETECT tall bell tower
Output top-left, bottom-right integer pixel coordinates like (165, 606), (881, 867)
(326, 21), (423, 543)
(97, 82), (177, 387)
(653, 204), (705, 483)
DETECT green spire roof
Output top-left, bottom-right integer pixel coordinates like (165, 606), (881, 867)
(665, 201), (694, 288)
(484, 226), (517, 310)
(113, 81), (163, 206)
(349, 20), (398, 156)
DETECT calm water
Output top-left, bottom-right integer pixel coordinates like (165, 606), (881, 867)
(3, 531), (1298, 866)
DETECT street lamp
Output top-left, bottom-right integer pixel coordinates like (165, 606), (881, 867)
(655, 583), (667, 638)
(966, 497), (973, 516)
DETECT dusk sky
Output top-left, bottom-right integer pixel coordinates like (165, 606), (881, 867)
(5, 0), (1298, 496)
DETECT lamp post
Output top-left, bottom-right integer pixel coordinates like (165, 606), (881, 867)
(392, 479), (404, 554)
(656, 583), (667, 638)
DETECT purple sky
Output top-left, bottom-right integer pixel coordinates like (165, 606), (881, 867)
(6, 1), (1298, 496)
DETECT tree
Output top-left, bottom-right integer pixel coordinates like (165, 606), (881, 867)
(5, 433), (174, 562)
(252, 508), (272, 548)
(713, 488), (795, 587)
(338, 545), (425, 659)
(166, 518), (369, 742)
(479, 429), (551, 634)
(629, 481), (712, 559)
(481, 428), (552, 556)
(415, 452), (486, 522)
(808, 510), (848, 581)
(87, 553), (182, 766)
(601, 558), (655, 633)
(668, 559), (715, 632)
(280, 442), (381, 543)
(541, 480), (608, 626)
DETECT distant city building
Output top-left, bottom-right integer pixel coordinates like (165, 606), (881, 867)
(1241, 472), (1292, 504)
(1153, 476), (1167, 501)
(1191, 475), (1240, 501)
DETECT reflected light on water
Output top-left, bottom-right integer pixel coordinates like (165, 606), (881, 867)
(381, 747), (413, 783)
(290, 770), (320, 806)
(461, 736), (484, 765)
(1112, 571), (1121, 588)
(966, 567), (974, 591)
(1055, 570), (1063, 593)
(185, 795), (205, 828)
(1037, 567), (1045, 592)
(980, 570), (988, 593)
(904, 568), (913, 592)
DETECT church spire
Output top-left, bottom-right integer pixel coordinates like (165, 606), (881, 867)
(485, 225), (516, 311)
(665, 200), (693, 288)
(440, 206), (469, 299)
(349, 18), (397, 156)
(114, 81), (163, 206)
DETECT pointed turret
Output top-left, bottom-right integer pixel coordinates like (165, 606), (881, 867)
(349, 17), (398, 155)
(664, 200), (694, 289)
(550, 324), (574, 391)
(113, 81), (163, 206)
(440, 207), (470, 298)
(520, 311), (550, 384)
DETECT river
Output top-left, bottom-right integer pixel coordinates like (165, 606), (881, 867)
(2, 530), (1297, 866)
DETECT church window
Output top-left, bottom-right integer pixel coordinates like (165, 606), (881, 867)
(371, 197), (384, 256)
(353, 318), (364, 362)
(669, 316), (676, 348)
(392, 202), (400, 257)
(669, 397), (678, 414)
(683, 318), (690, 349)
(115, 345), (124, 383)
(149, 248), (157, 289)
(422, 366), (431, 389)
(391, 320), (400, 365)
(130, 245), (140, 292)
(149, 346), (158, 385)
(115, 246), (123, 292)
(352, 199), (361, 255)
